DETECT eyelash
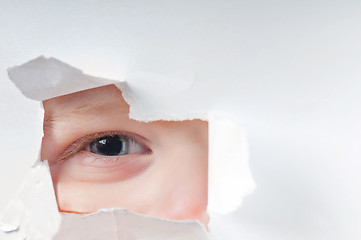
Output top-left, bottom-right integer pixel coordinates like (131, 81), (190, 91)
(54, 131), (151, 164)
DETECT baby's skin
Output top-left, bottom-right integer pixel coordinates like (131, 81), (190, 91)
(41, 85), (209, 226)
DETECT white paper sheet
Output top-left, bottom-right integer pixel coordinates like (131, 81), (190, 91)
(2, 1), (361, 239)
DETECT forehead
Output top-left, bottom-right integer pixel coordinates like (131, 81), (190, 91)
(43, 85), (128, 116)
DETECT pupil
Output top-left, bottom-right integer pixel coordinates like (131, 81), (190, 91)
(90, 135), (125, 156)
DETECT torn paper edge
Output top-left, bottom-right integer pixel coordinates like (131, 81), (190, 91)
(2, 56), (257, 239)
(7, 56), (121, 102)
(55, 208), (212, 240)
(0, 160), (61, 239)
(208, 111), (256, 214)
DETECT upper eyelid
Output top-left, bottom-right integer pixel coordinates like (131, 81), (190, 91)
(53, 131), (151, 164)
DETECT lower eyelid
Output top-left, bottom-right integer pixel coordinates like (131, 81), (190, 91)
(61, 151), (154, 183)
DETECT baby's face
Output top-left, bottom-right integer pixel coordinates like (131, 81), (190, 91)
(41, 85), (209, 226)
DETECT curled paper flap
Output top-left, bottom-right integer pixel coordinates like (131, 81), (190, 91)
(117, 80), (208, 122)
(208, 112), (256, 214)
(8, 56), (120, 101)
(8, 56), (206, 122)
(0, 161), (61, 240)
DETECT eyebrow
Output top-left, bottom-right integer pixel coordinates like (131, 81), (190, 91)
(43, 87), (129, 127)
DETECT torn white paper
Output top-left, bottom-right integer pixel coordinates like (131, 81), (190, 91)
(0, 161), (61, 240)
(6, 57), (255, 218)
(8, 56), (120, 101)
(0, 161), (212, 240)
(2, 56), (255, 239)
(208, 112), (256, 214)
(54, 209), (211, 240)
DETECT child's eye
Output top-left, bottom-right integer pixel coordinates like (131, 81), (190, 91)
(52, 131), (152, 165)
(51, 132), (154, 182)
(87, 135), (148, 156)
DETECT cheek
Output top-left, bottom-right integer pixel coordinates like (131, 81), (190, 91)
(50, 152), (153, 183)
(48, 130), (209, 225)
(148, 146), (208, 220)
(49, 154), (156, 213)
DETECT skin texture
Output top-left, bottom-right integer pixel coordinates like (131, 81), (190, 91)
(41, 84), (209, 226)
